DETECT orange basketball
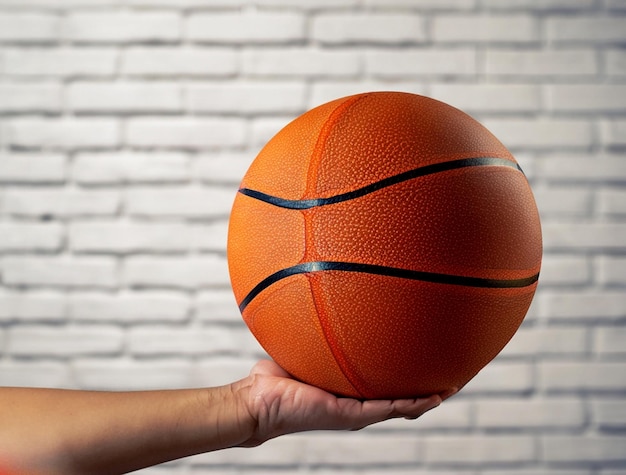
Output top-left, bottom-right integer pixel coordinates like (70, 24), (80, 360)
(227, 92), (542, 399)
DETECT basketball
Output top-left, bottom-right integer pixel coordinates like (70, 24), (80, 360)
(227, 92), (542, 399)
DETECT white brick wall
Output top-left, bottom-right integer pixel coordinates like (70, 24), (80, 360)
(0, 1), (624, 473)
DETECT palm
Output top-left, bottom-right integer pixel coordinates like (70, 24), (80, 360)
(241, 360), (446, 446)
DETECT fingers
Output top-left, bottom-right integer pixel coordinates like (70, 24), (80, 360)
(395, 395), (442, 420)
(341, 394), (438, 431)
(347, 386), (461, 429)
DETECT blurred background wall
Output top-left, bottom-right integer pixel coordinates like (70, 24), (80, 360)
(0, 0), (625, 473)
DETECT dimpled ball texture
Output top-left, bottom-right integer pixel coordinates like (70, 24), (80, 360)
(227, 92), (542, 399)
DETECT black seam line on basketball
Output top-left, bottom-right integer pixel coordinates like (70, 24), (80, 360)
(238, 261), (540, 313)
(238, 157), (524, 210)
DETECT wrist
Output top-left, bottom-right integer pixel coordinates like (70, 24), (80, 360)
(221, 376), (260, 448)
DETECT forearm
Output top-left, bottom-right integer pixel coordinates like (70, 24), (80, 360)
(0, 360), (448, 474)
(0, 384), (254, 475)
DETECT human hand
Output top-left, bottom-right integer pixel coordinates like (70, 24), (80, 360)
(232, 360), (456, 447)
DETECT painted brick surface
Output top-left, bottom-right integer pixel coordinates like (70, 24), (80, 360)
(121, 47), (237, 77)
(186, 11), (305, 44)
(0, 1), (624, 473)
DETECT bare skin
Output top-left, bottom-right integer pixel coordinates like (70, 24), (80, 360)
(0, 360), (455, 475)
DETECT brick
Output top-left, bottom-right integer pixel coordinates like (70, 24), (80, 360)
(540, 291), (626, 321)
(193, 221), (228, 253)
(481, 118), (593, 149)
(0, 83), (61, 112)
(3, 47), (117, 77)
(0, 290), (65, 320)
(310, 82), (425, 108)
(2, 256), (117, 288)
(538, 255), (590, 286)
(254, 0), (357, 6)
(187, 82), (306, 115)
(367, 49), (476, 77)
(73, 152), (189, 184)
(232, 327), (266, 356)
(485, 49), (597, 77)
(0, 13), (59, 42)
(462, 362), (534, 394)
(482, 0), (595, 8)
(0, 121), (6, 148)
(534, 186), (592, 217)
(63, 11), (179, 43)
(522, 302), (543, 322)
(601, 119), (626, 147)
(70, 221), (190, 254)
(193, 152), (254, 184)
(598, 255), (626, 284)
(128, 326), (236, 355)
(548, 85), (626, 113)
(501, 327), (588, 358)
(433, 14), (537, 43)
(540, 362), (626, 392)
(121, 47), (237, 77)
(591, 398), (626, 429)
(129, 0), (244, 6)
(125, 118), (246, 149)
(193, 357), (258, 388)
(8, 325), (123, 357)
(482, 470), (589, 475)
(543, 223), (626, 251)
(0, 222), (63, 252)
(73, 358), (194, 390)
(243, 48), (360, 78)
(357, 471), (478, 475)
(2, 188), (119, 217)
(598, 189), (626, 216)
(0, 361), (70, 388)
(0, 153), (65, 183)
(608, 0), (626, 9)
(0, 0), (122, 6)
(301, 433), (420, 465)
(430, 83), (541, 113)
(542, 154), (626, 182)
(196, 290), (240, 323)
(187, 11), (304, 43)
(68, 82), (181, 113)
(123, 255), (229, 289)
(364, 0), (475, 7)
(202, 434), (305, 465)
(125, 186), (235, 218)
(312, 13), (425, 44)
(542, 435), (626, 463)
(594, 327), (626, 355)
(476, 398), (585, 429)
(70, 291), (189, 323)
(548, 16), (626, 44)
(424, 435), (536, 465)
(8, 118), (119, 149)
(606, 48), (626, 76)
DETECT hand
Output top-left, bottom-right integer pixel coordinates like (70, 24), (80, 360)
(0, 361), (456, 474)
(233, 360), (455, 447)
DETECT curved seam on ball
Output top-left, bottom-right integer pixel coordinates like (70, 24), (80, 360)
(238, 157), (524, 210)
(303, 94), (372, 399)
(238, 261), (540, 313)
